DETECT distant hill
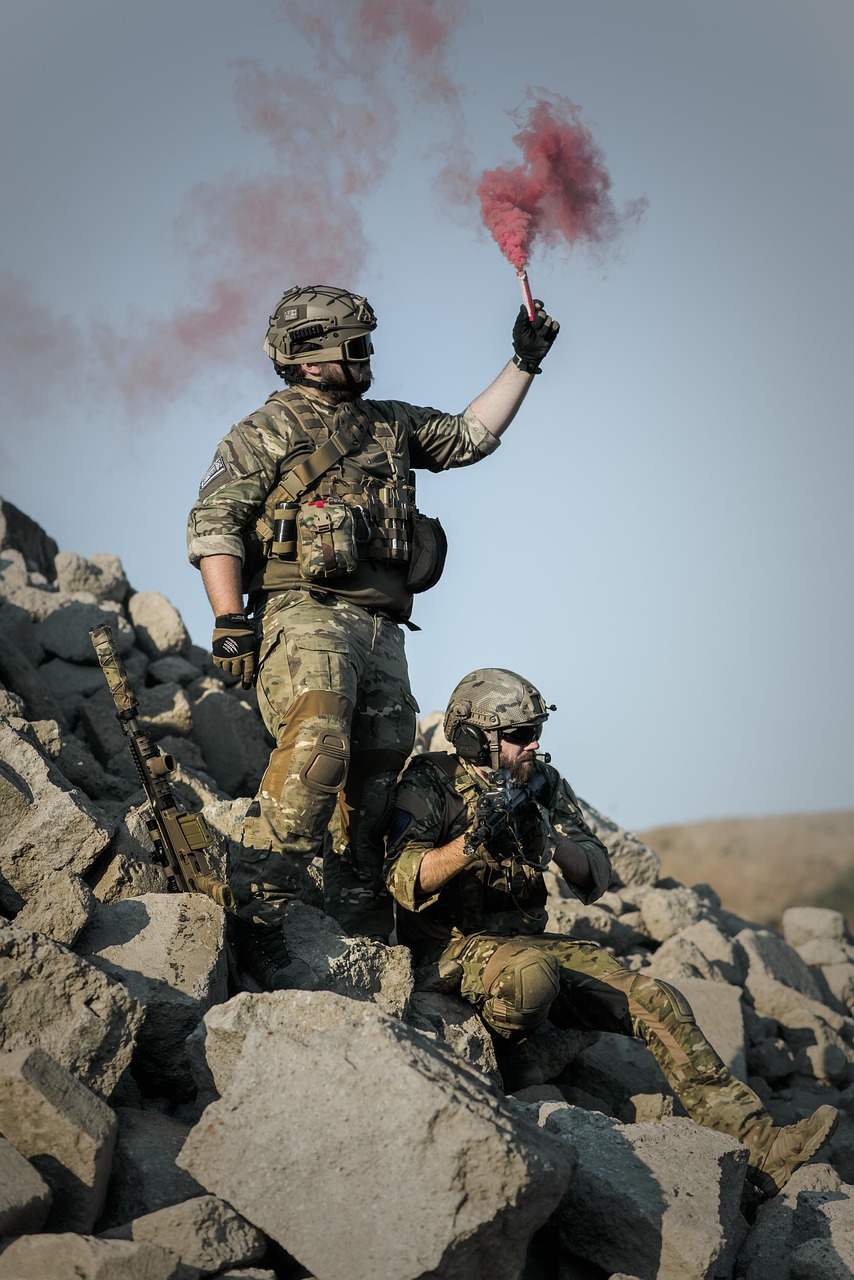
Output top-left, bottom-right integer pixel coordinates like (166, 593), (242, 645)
(640, 810), (854, 929)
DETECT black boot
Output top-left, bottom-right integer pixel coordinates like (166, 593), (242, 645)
(235, 921), (317, 992)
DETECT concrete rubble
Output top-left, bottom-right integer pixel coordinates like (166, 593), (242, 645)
(1, 495), (854, 1279)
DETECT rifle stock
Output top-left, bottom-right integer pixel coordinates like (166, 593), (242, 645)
(89, 624), (236, 911)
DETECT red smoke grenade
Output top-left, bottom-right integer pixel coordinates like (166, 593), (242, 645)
(479, 91), (645, 300)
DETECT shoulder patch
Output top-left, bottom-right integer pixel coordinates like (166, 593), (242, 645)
(386, 808), (414, 852)
(199, 454), (227, 494)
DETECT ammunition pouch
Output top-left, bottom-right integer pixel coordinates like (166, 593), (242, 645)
(296, 501), (362, 580)
(405, 511), (448, 594)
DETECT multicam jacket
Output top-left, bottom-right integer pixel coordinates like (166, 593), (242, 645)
(383, 752), (613, 961)
(187, 387), (499, 619)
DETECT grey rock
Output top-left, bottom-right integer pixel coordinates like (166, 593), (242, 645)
(0, 920), (144, 1098)
(97, 1108), (205, 1231)
(0, 640), (67, 724)
(0, 1233), (186, 1279)
(0, 1046), (117, 1232)
(407, 991), (501, 1083)
(279, 899), (413, 1016)
(0, 715), (113, 882)
(578, 799), (661, 887)
(55, 551), (130, 603)
(100, 1194), (267, 1273)
(34, 600), (135, 662)
(148, 655), (205, 686)
(128, 592), (191, 658)
(0, 499), (58, 578)
(179, 991), (576, 1280)
(542, 1105), (748, 1280)
(646, 918), (747, 987)
(783, 907), (851, 949)
(188, 685), (270, 796)
(39, 654), (112, 700)
(0, 1134), (51, 1236)
(638, 885), (706, 943)
(0, 600), (45, 665)
(14, 868), (95, 946)
(78, 894), (228, 1096)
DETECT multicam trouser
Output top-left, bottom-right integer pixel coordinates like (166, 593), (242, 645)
(432, 932), (768, 1144)
(233, 591), (417, 937)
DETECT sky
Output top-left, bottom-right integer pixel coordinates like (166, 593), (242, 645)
(2, 0), (852, 832)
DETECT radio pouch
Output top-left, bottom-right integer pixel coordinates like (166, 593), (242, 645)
(405, 511), (448, 594)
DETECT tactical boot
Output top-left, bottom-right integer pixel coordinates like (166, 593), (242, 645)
(236, 923), (317, 992)
(747, 1104), (839, 1197)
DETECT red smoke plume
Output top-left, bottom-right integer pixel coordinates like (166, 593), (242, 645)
(478, 91), (645, 272)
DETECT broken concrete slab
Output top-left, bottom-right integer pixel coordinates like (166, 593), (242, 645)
(0, 920), (143, 1098)
(0, 1046), (117, 1232)
(78, 894), (228, 1096)
(0, 1233), (188, 1279)
(97, 1108), (205, 1231)
(100, 1194), (267, 1274)
(0, 1135), (51, 1236)
(178, 991), (576, 1280)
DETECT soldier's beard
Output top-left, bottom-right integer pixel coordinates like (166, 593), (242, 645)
(502, 751), (537, 783)
(311, 362), (373, 404)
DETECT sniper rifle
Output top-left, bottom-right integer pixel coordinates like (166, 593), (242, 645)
(89, 624), (235, 910)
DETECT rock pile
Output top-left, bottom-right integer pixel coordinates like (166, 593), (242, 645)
(1, 494), (854, 1279)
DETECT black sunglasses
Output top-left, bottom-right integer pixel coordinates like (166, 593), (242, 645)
(501, 723), (543, 746)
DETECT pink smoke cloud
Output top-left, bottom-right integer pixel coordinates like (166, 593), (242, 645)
(478, 91), (647, 271)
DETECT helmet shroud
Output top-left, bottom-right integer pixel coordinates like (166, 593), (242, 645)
(264, 284), (377, 366)
(444, 668), (550, 771)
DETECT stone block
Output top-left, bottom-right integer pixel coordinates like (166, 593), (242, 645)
(541, 1105), (748, 1280)
(128, 592), (190, 658)
(0, 1134), (51, 1235)
(0, 1046), (117, 1231)
(101, 1194), (266, 1274)
(0, 920), (143, 1098)
(79, 894), (228, 1095)
(97, 1108), (204, 1231)
(34, 600), (135, 662)
(179, 991), (576, 1280)
(0, 1233), (186, 1279)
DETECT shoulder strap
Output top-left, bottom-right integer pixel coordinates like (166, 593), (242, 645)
(266, 393), (369, 503)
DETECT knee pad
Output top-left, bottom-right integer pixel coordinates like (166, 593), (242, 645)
(631, 974), (696, 1029)
(299, 728), (350, 794)
(482, 943), (561, 1036)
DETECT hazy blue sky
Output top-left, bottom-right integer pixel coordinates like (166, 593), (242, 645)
(3, 0), (852, 831)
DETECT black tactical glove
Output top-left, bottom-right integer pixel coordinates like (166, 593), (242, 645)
(512, 301), (560, 374)
(211, 614), (256, 689)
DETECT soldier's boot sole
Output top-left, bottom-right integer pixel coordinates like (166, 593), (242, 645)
(749, 1104), (839, 1197)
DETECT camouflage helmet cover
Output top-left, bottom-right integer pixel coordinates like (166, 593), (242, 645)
(264, 284), (377, 365)
(444, 668), (551, 743)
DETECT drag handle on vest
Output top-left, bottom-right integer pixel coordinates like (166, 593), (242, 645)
(89, 625), (236, 912)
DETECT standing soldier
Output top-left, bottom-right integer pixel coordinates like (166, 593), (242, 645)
(187, 284), (559, 988)
(383, 667), (838, 1197)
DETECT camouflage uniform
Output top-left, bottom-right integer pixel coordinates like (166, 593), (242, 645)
(188, 388), (499, 935)
(384, 752), (773, 1147)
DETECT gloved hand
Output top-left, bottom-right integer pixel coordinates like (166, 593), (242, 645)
(211, 614), (256, 689)
(512, 301), (560, 374)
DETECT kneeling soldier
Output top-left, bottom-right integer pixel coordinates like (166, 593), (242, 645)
(383, 667), (838, 1197)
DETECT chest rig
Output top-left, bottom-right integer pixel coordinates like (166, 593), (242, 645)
(255, 389), (413, 570)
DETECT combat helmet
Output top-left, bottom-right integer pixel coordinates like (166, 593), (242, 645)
(444, 668), (553, 771)
(264, 284), (377, 365)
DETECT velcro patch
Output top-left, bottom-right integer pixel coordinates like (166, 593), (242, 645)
(199, 454), (227, 494)
(386, 808), (414, 852)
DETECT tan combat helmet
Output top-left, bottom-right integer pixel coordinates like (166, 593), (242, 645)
(264, 284), (377, 365)
(444, 668), (553, 771)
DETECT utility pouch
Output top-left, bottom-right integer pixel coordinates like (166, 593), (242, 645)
(405, 511), (448, 594)
(270, 501), (300, 559)
(297, 500), (359, 580)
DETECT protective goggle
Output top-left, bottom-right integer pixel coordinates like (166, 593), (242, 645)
(339, 334), (374, 362)
(501, 722), (544, 746)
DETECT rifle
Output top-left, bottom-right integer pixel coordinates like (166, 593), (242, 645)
(466, 765), (554, 870)
(89, 624), (236, 911)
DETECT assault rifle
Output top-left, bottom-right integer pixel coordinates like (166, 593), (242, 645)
(466, 765), (554, 870)
(89, 624), (236, 910)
